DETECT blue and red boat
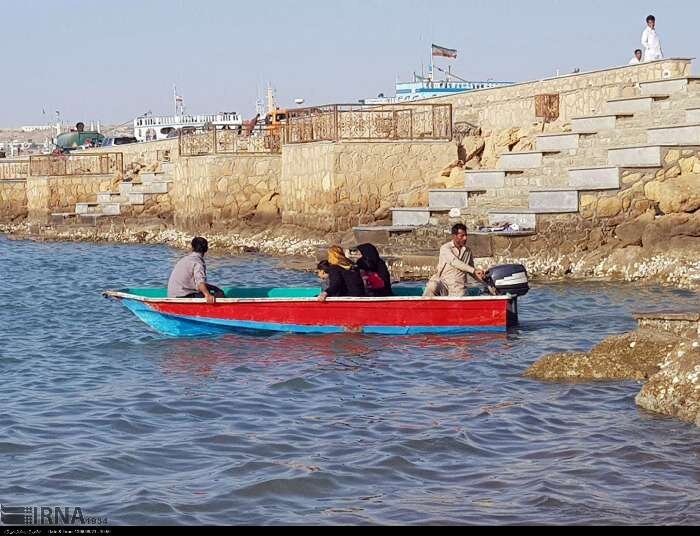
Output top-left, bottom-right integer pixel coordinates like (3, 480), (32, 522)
(104, 263), (529, 337)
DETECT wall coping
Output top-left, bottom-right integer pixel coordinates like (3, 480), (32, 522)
(417, 57), (695, 102)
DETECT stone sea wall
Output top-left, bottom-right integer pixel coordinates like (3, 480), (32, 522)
(0, 180), (28, 221)
(173, 154), (282, 232)
(281, 141), (455, 232)
(25, 175), (113, 222)
(426, 58), (692, 129)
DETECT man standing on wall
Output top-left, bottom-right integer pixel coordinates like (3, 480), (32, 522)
(642, 15), (663, 62)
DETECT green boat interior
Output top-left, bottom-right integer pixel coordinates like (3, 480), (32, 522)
(123, 287), (428, 299)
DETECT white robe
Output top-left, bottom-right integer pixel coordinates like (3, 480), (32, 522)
(642, 27), (663, 61)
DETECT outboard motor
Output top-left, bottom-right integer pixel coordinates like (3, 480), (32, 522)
(484, 264), (529, 326)
(485, 264), (529, 297)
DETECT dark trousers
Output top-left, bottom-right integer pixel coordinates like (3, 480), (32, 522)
(183, 284), (225, 299)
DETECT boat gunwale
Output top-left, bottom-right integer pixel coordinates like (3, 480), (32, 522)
(103, 290), (514, 304)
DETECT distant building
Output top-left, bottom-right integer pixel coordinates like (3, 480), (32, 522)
(20, 125), (54, 133)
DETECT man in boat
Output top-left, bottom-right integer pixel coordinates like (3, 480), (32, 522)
(167, 237), (224, 303)
(423, 224), (486, 297)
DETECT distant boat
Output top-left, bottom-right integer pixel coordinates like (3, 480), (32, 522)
(133, 112), (243, 142)
(362, 64), (513, 104)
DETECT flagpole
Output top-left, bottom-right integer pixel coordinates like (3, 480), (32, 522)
(429, 43), (434, 82)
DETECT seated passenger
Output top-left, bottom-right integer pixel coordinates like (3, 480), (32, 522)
(355, 243), (393, 297)
(167, 237), (225, 303)
(318, 246), (366, 301)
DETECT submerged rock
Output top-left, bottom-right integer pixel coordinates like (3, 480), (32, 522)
(524, 330), (677, 382)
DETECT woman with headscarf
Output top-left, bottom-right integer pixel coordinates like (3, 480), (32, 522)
(356, 243), (393, 297)
(318, 245), (366, 301)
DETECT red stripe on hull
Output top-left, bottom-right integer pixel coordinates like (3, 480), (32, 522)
(149, 299), (510, 330)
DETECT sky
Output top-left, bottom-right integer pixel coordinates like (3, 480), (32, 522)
(2, 0), (699, 127)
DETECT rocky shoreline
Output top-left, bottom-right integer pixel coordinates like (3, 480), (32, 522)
(3, 219), (699, 289)
(526, 312), (700, 427)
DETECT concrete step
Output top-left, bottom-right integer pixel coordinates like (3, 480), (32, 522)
(50, 212), (77, 223)
(571, 113), (633, 133)
(687, 108), (700, 123)
(119, 181), (170, 195)
(498, 151), (555, 171)
(391, 207), (454, 227)
(568, 166), (621, 189)
(639, 77), (700, 96)
(97, 192), (127, 204)
(528, 189), (579, 212)
(647, 124), (700, 145)
(78, 213), (117, 225)
(428, 189), (483, 209)
(75, 202), (121, 216)
(139, 172), (166, 184)
(353, 225), (417, 245)
(160, 162), (174, 173)
(127, 193), (146, 205)
(464, 170), (506, 189)
(488, 206), (578, 231)
(487, 210), (537, 230)
(536, 132), (587, 152)
(607, 95), (669, 115)
(607, 145), (664, 168)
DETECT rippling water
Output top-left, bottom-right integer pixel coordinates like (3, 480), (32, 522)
(1, 235), (699, 525)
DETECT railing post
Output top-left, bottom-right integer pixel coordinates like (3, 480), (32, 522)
(432, 106), (436, 139)
(213, 128), (218, 155)
(334, 105), (339, 142)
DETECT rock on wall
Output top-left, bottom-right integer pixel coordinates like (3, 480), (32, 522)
(281, 141), (456, 232)
(172, 154), (282, 232)
(0, 180), (28, 221)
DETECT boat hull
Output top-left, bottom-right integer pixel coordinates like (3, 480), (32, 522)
(110, 292), (517, 337)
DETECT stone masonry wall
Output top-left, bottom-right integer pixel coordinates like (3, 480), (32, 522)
(281, 141), (456, 232)
(281, 142), (339, 232)
(426, 58), (692, 129)
(172, 154), (282, 232)
(26, 175), (112, 223)
(0, 180), (28, 221)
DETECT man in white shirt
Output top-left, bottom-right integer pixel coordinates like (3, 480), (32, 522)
(642, 15), (663, 62)
(628, 49), (643, 65)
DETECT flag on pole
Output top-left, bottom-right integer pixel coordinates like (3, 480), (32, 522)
(432, 44), (458, 59)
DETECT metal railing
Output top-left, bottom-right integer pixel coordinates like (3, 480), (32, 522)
(179, 126), (282, 157)
(0, 160), (29, 180)
(284, 103), (453, 144)
(29, 153), (124, 177)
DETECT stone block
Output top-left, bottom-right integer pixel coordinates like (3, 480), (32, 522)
(529, 190), (579, 211)
(647, 124), (700, 146)
(568, 167), (621, 189)
(608, 146), (662, 167)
